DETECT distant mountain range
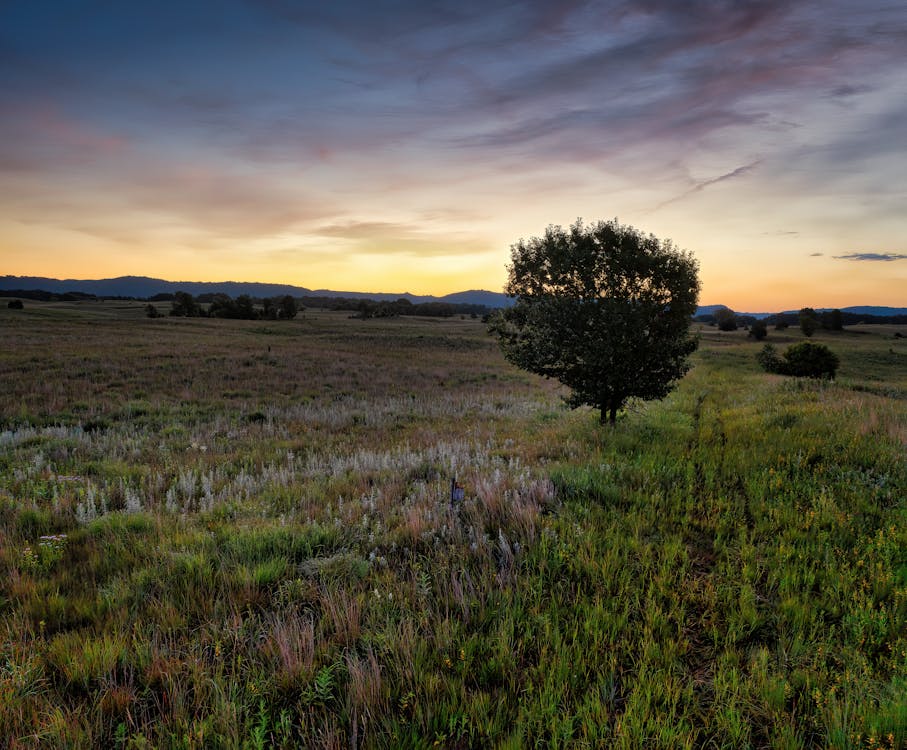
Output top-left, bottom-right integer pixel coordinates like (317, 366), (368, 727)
(1, 276), (904, 316)
(0, 275), (511, 308)
(696, 304), (907, 319)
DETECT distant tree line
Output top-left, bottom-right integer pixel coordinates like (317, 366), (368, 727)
(694, 307), (905, 332)
(0, 288), (491, 320)
(289, 295), (491, 319)
(161, 292), (299, 320)
(0, 289), (100, 302)
(4, 286), (906, 328)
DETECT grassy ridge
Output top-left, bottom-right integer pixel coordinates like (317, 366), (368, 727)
(0, 303), (905, 748)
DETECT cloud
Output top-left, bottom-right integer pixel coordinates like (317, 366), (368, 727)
(315, 221), (426, 240)
(833, 252), (907, 262)
(313, 219), (490, 257)
(652, 161), (761, 211)
(0, 103), (128, 172)
(1, 139), (328, 243)
(809, 252), (823, 256)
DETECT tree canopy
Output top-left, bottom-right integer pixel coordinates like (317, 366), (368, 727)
(491, 219), (700, 424)
(799, 307), (819, 337)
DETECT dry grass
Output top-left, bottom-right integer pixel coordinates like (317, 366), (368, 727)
(0, 301), (903, 748)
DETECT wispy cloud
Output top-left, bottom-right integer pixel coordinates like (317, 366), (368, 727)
(652, 161), (761, 211)
(1, 0), (906, 304)
(833, 252), (907, 262)
(314, 220), (489, 257)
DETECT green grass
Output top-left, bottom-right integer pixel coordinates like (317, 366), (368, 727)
(0, 303), (905, 748)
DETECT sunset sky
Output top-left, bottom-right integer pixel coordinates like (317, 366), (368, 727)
(1, 1), (905, 311)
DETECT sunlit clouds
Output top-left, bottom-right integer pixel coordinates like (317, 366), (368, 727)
(1, 1), (905, 308)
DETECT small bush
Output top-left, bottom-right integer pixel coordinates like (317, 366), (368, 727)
(749, 319), (768, 341)
(758, 341), (839, 379)
(757, 344), (782, 373)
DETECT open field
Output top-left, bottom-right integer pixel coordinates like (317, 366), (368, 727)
(1, 302), (905, 749)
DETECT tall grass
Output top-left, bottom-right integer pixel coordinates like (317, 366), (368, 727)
(0, 304), (904, 747)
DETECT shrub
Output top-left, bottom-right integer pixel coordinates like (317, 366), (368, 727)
(7, 299), (24, 309)
(749, 319), (768, 341)
(757, 344), (782, 373)
(783, 341), (839, 378)
(758, 342), (839, 379)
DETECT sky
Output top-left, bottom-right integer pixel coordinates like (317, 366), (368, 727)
(1, 0), (905, 311)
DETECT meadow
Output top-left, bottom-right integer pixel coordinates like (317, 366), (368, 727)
(0, 301), (905, 749)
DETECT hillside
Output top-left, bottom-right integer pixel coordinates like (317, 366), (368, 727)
(0, 275), (516, 308)
(2, 276), (904, 316)
(0, 302), (903, 746)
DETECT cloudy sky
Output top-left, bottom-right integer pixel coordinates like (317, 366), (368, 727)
(1, 0), (905, 310)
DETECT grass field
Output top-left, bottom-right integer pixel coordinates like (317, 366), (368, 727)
(1, 301), (905, 749)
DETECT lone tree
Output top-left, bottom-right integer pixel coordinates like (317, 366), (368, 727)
(799, 307), (819, 337)
(714, 307), (737, 331)
(278, 295), (299, 320)
(490, 218), (700, 424)
(749, 319), (768, 340)
(170, 291), (202, 317)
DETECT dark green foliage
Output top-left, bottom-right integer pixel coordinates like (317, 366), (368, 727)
(822, 308), (844, 331)
(144, 304), (161, 318)
(748, 319), (768, 340)
(356, 298), (413, 319)
(208, 293), (237, 318)
(757, 344), (783, 373)
(799, 307), (819, 337)
(7, 299), (24, 309)
(490, 219), (700, 424)
(261, 297), (277, 319)
(758, 341), (839, 378)
(714, 307), (737, 331)
(783, 341), (840, 377)
(278, 295), (298, 320)
(209, 294), (300, 321)
(234, 294), (256, 319)
(169, 291), (202, 317)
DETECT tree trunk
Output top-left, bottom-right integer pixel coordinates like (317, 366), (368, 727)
(600, 399), (619, 425)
